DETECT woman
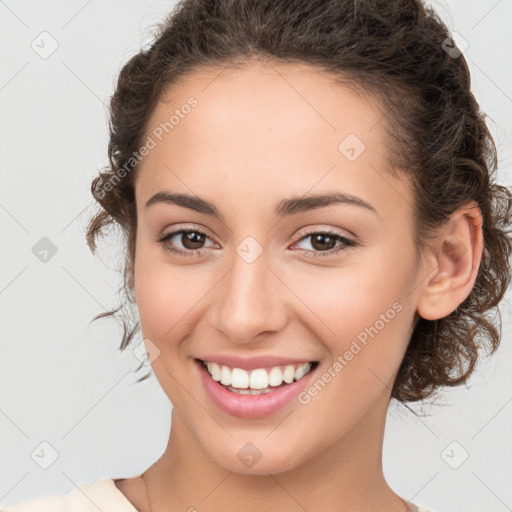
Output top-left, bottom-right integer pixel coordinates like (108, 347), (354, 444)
(5, 0), (511, 511)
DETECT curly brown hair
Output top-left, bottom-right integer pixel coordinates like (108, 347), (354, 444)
(86, 0), (512, 404)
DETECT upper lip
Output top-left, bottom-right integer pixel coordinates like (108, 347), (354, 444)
(197, 354), (318, 371)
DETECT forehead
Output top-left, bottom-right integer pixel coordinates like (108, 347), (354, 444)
(135, 60), (409, 220)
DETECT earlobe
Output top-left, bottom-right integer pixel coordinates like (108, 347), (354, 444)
(417, 200), (484, 321)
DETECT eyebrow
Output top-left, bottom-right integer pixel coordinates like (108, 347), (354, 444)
(144, 190), (378, 219)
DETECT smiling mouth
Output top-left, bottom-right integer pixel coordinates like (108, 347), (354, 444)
(197, 358), (320, 395)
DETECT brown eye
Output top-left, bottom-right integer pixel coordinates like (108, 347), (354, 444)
(157, 229), (215, 257)
(293, 229), (357, 259)
(309, 233), (337, 251)
(180, 231), (206, 250)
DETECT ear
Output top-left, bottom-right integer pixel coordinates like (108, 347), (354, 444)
(416, 200), (484, 321)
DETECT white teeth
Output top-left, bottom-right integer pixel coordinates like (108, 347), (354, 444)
(294, 364), (308, 380)
(268, 367), (283, 386)
(227, 386), (273, 395)
(249, 368), (268, 389)
(231, 368), (249, 389)
(210, 362), (221, 381)
(203, 361), (314, 391)
(283, 365), (295, 384)
(220, 365), (231, 386)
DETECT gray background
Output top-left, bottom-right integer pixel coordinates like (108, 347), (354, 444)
(1, 1), (511, 511)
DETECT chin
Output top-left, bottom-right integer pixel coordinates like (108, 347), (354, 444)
(205, 437), (309, 476)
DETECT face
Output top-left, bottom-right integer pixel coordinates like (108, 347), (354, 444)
(132, 60), (422, 474)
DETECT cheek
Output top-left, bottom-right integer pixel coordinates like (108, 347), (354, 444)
(297, 277), (413, 430)
(133, 246), (213, 346)
(289, 245), (415, 370)
(293, 252), (409, 330)
(134, 243), (180, 341)
(135, 272), (181, 343)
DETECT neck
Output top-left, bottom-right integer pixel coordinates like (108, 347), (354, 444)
(146, 397), (410, 512)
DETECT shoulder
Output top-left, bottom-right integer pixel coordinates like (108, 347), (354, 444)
(1, 478), (138, 512)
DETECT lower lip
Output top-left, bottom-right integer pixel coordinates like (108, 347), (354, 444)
(195, 359), (318, 419)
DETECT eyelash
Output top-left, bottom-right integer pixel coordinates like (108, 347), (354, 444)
(156, 227), (357, 259)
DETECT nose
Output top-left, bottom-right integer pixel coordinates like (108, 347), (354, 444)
(210, 244), (288, 344)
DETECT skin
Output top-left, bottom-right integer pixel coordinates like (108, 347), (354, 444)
(114, 60), (483, 512)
